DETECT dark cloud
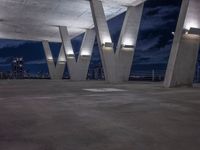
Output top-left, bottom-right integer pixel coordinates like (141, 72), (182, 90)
(133, 1), (182, 65)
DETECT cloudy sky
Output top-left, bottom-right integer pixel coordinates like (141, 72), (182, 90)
(0, 0), (198, 74)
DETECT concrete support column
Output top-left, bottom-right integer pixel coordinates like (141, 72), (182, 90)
(164, 0), (200, 87)
(42, 41), (66, 79)
(116, 5), (144, 81)
(90, 0), (144, 82)
(59, 26), (96, 80)
(90, 0), (116, 82)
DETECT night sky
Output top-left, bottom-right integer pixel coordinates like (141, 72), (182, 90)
(0, 0), (198, 76)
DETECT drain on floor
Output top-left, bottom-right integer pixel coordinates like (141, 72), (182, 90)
(83, 88), (127, 92)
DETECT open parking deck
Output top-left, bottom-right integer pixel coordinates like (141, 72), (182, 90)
(0, 80), (200, 150)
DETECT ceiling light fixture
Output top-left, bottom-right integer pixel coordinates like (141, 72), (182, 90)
(121, 44), (135, 49)
(102, 42), (114, 48)
(188, 27), (200, 36)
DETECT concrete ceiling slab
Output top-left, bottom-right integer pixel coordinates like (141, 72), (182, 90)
(0, 0), (145, 42)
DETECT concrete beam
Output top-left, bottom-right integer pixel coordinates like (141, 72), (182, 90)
(90, 0), (144, 83)
(164, 0), (200, 87)
(59, 26), (96, 81)
(42, 41), (66, 79)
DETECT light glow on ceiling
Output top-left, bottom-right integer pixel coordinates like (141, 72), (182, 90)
(185, 20), (199, 30)
(80, 50), (91, 56)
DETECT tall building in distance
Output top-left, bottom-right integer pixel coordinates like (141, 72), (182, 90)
(12, 57), (24, 79)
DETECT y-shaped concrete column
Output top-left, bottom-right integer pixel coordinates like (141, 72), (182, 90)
(90, 0), (144, 83)
(42, 41), (66, 79)
(164, 0), (200, 87)
(59, 27), (96, 80)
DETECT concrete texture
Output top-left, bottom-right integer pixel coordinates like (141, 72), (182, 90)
(42, 41), (66, 79)
(0, 0), (145, 42)
(59, 27), (96, 81)
(164, 35), (199, 87)
(116, 4), (144, 81)
(90, 0), (144, 83)
(164, 0), (200, 88)
(0, 80), (200, 150)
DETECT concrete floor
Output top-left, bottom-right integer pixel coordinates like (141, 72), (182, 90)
(0, 80), (200, 150)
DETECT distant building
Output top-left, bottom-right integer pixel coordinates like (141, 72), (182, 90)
(12, 57), (24, 79)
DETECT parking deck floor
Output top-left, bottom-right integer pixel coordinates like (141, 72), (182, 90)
(0, 80), (200, 150)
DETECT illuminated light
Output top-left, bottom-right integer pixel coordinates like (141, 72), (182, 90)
(80, 50), (91, 56)
(66, 54), (75, 59)
(121, 44), (135, 52)
(188, 27), (200, 35)
(102, 36), (113, 49)
(47, 57), (54, 61)
(102, 42), (114, 48)
(81, 55), (90, 58)
(57, 61), (66, 64)
(183, 28), (200, 39)
(122, 38), (134, 46)
(102, 37), (112, 44)
(185, 20), (199, 30)
(182, 28), (189, 35)
(66, 50), (74, 55)
(65, 47), (74, 56)
(121, 44), (135, 50)
(58, 57), (66, 62)
(80, 55), (91, 59)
